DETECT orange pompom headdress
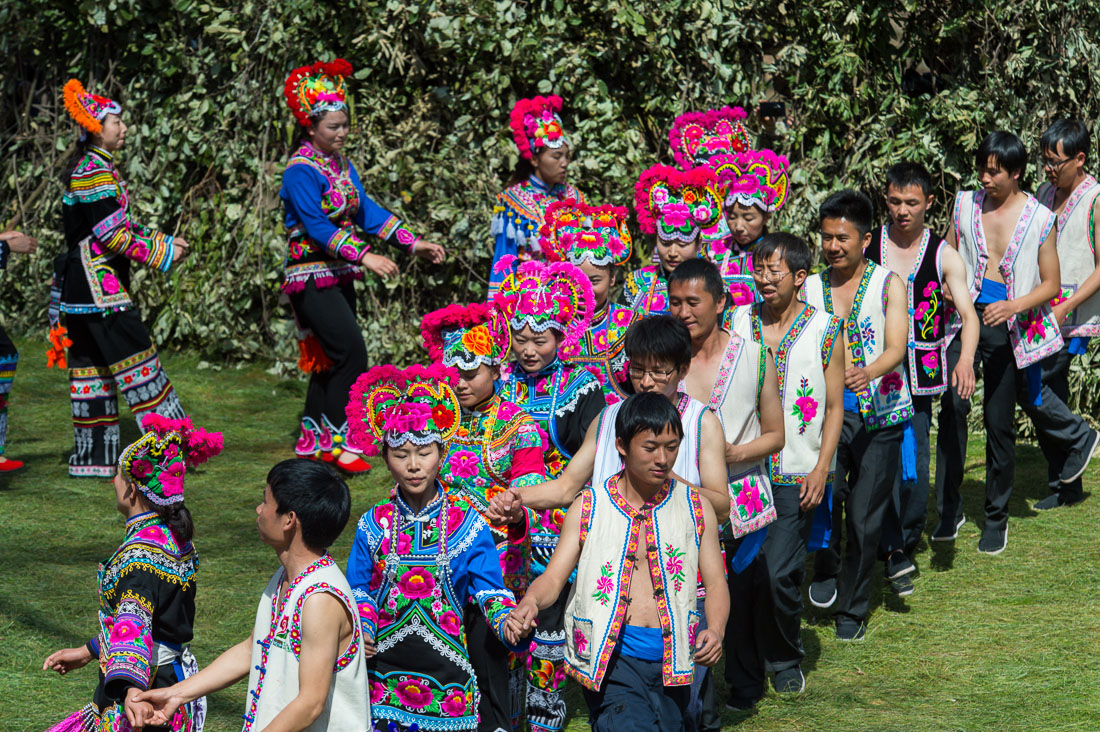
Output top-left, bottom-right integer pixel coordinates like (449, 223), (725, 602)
(284, 59), (354, 127)
(62, 79), (121, 137)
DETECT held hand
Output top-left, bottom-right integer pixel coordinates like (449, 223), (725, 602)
(361, 252), (399, 278)
(487, 489), (524, 525)
(130, 686), (187, 727)
(363, 640), (378, 659)
(3, 231), (37, 254)
(981, 299), (1017, 327)
(503, 598), (539, 645)
(172, 238), (190, 263)
(1052, 301), (1072, 327)
(844, 367), (871, 393)
(124, 687), (154, 730)
(43, 645), (93, 674)
(413, 241), (446, 264)
(799, 469), (827, 512)
(693, 628), (723, 667)
(951, 358), (976, 400)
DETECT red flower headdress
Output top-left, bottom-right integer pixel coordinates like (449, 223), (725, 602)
(492, 260), (595, 359)
(421, 303), (511, 370)
(709, 149), (790, 213)
(668, 106), (751, 169)
(539, 200), (633, 269)
(510, 95), (570, 160)
(284, 59), (354, 127)
(118, 414), (224, 507)
(62, 79), (121, 137)
(346, 364), (462, 456)
(634, 164), (726, 244)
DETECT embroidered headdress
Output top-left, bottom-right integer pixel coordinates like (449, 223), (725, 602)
(421, 302), (511, 370)
(284, 59), (354, 127)
(668, 106), (751, 169)
(346, 364), (462, 455)
(491, 259), (595, 357)
(539, 200), (633, 268)
(709, 149), (791, 213)
(634, 164), (725, 244)
(62, 79), (121, 138)
(119, 414), (224, 507)
(510, 95), (570, 160)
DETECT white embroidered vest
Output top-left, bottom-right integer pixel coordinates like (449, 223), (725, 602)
(243, 559), (369, 732)
(1038, 176), (1100, 337)
(951, 190), (1063, 366)
(803, 261), (913, 430)
(564, 477), (703, 691)
(731, 304), (841, 484)
(591, 394), (705, 490)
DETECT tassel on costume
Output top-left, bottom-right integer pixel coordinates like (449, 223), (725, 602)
(46, 324), (73, 369)
(297, 333), (334, 374)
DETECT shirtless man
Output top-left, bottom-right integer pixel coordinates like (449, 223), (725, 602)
(803, 190), (910, 641)
(937, 132), (1062, 555)
(505, 392), (728, 731)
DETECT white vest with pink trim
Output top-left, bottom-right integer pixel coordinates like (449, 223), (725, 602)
(1038, 176), (1100, 338)
(951, 190), (1063, 366)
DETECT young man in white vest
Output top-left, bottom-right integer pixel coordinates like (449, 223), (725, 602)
(504, 392), (728, 732)
(1020, 120), (1100, 509)
(723, 234), (845, 697)
(803, 190), (910, 642)
(135, 459), (368, 732)
(868, 163), (979, 591)
(666, 257), (790, 707)
(937, 132), (1062, 555)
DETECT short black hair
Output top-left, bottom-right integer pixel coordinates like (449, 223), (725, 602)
(266, 458), (351, 552)
(615, 392), (684, 447)
(1041, 119), (1090, 160)
(976, 131), (1027, 177)
(624, 315), (692, 372)
(667, 257), (728, 306)
(753, 232), (812, 274)
(884, 162), (934, 197)
(819, 189), (874, 237)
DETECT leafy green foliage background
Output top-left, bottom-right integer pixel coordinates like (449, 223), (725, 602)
(1, 0), (1097, 424)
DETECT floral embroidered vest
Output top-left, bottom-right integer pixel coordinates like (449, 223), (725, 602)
(804, 261), (914, 430)
(621, 264), (671, 316)
(1038, 176), (1100, 337)
(565, 477), (704, 691)
(731, 303), (842, 484)
(866, 226), (950, 395)
(952, 190), (1063, 367)
(572, 303), (637, 404)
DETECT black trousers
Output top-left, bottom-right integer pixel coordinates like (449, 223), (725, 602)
(1018, 345), (1094, 500)
(814, 411), (902, 622)
(464, 604), (519, 732)
(582, 652), (690, 732)
(880, 394), (933, 556)
(288, 281), (368, 452)
(724, 483), (814, 699)
(935, 312), (1018, 532)
(0, 325), (17, 455)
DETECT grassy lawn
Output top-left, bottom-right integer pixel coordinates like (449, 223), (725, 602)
(3, 341), (1098, 731)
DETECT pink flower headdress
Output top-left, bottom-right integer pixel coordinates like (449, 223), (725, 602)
(421, 303), (511, 371)
(492, 260), (595, 359)
(510, 95), (570, 160)
(709, 149), (790, 213)
(118, 415), (225, 507)
(539, 200), (633, 269)
(346, 364), (462, 455)
(634, 164), (726, 245)
(284, 59), (354, 127)
(668, 106), (751, 169)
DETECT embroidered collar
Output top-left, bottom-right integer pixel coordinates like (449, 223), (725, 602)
(88, 146), (113, 164)
(882, 225), (931, 281)
(1050, 174), (1099, 231)
(466, 394), (497, 415)
(606, 473), (674, 519)
(515, 357), (563, 380)
(394, 483), (444, 523)
(527, 173), (565, 196)
(124, 511), (159, 536)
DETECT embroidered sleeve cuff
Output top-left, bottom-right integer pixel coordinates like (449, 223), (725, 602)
(356, 599), (378, 643)
(326, 227), (371, 263)
(509, 447), (547, 489)
(477, 590), (519, 648)
(86, 636), (100, 658)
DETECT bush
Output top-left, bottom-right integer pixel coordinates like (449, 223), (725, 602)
(2, 0), (1098, 421)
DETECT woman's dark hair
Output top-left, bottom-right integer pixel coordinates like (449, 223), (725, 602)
(1041, 119), (1090, 160)
(819, 189), (874, 237)
(753, 232), (812, 274)
(624, 314), (693, 372)
(59, 137), (91, 184)
(381, 440), (444, 459)
(615, 392), (684, 447)
(505, 156), (537, 187)
(884, 162), (934, 197)
(156, 503), (195, 546)
(976, 131), (1027, 177)
(266, 458), (351, 552)
(667, 257), (729, 307)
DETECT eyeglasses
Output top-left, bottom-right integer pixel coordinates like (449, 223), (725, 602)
(1040, 156), (1074, 171)
(628, 366), (678, 382)
(752, 269), (792, 283)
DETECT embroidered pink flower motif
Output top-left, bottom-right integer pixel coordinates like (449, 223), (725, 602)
(374, 504), (395, 528)
(736, 479), (764, 516)
(130, 241), (149, 262)
(447, 450), (480, 480)
(160, 462), (186, 497)
(728, 282), (754, 306)
(503, 547), (523, 574)
(688, 622), (699, 647)
(932, 315), (940, 338)
(795, 395), (818, 423)
(130, 459), (154, 478)
(879, 372), (903, 395)
(439, 610), (462, 636)
(923, 281), (938, 297)
(441, 690), (468, 717)
(163, 444), (180, 458)
(921, 351), (939, 374)
(101, 272), (121, 295)
(915, 301), (930, 320)
(611, 308), (633, 327)
(446, 505), (465, 534)
(137, 526), (167, 543)
(573, 627), (588, 654)
(377, 609), (394, 628)
(647, 293), (668, 312)
(369, 565), (384, 591)
(595, 575), (614, 596)
(379, 532), (412, 556)
(370, 681), (389, 705)
(109, 619), (141, 643)
(665, 555), (684, 577)
(394, 678), (434, 709)
(397, 567), (436, 599)
(1025, 311), (1047, 342)
(660, 203), (691, 228)
(381, 402), (432, 434)
(651, 187), (670, 206)
(554, 666), (567, 685)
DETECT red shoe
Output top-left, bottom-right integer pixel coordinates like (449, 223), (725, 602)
(0, 457), (25, 472)
(334, 454), (372, 474)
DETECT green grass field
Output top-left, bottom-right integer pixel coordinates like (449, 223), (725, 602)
(3, 342), (1098, 731)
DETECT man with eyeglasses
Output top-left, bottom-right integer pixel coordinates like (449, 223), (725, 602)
(1020, 120), (1100, 509)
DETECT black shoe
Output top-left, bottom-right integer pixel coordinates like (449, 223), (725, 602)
(835, 616), (866, 641)
(889, 573), (914, 597)
(885, 551), (916, 579)
(808, 577), (838, 608)
(931, 515), (966, 542)
(1062, 429), (1099, 484)
(725, 696), (758, 711)
(1034, 492), (1084, 511)
(773, 666), (806, 693)
(977, 524), (1008, 555)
